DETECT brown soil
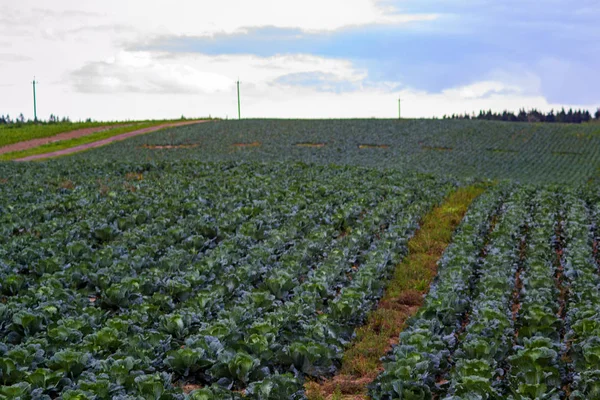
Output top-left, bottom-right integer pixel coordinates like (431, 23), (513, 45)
(14, 120), (209, 161)
(232, 142), (261, 147)
(141, 144), (200, 149)
(0, 125), (131, 155)
(358, 144), (390, 149)
(296, 142), (326, 148)
(181, 384), (203, 394)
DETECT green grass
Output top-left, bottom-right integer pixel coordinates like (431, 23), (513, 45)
(305, 184), (488, 399)
(0, 118), (213, 149)
(0, 121), (124, 147)
(0, 121), (187, 161)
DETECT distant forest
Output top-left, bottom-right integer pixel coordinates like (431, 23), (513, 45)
(2, 108), (600, 125)
(0, 114), (74, 125)
(444, 108), (600, 124)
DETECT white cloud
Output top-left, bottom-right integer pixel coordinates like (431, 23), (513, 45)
(69, 51), (366, 95)
(0, 0), (595, 121)
(3, 0), (435, 38)
(485, 67), (542, 96)
(0, 54), (33, 62)
(442, 81), (523, 99)
(71, 52), (234, 94)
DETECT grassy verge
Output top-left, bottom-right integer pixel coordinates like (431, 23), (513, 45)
(0, 121), (124, 147)
(305, 184), (488, 400)
(0, 117), (214, 149)
(0, 120), (198, 161)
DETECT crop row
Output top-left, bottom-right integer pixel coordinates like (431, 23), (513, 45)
(179, 174), (451, 397)
(373, 186), (600, 400)
(443, 187), (531, 399)
(369, 184), (508, 399)
(0, 161), (453, 399)
(563, 193), (600, 399)
(503, 190), (562, 400)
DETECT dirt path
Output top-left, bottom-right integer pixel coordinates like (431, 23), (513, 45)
(14, 120), (209, 162)
(0, 125), (132, 155)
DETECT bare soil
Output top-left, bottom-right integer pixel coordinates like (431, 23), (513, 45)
(296, 142), (326, 148)
(358, 144), (390, 149)
(232, 141), (261, 147)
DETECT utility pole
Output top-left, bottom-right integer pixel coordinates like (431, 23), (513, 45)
(398, 97), (401, 120)
(32, 77), (38, 122)
(237, 79), (241, 120)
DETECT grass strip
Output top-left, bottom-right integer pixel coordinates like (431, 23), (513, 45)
(0, 120), (189, 161)
(305, 184), (488, 400)
(0, 121), (125, 147)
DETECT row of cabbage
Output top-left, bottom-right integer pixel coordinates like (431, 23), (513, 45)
(372, 186), (600, 399)
(564, 193), (600, 399)
(370, 184), (509, 398)
(0, 160), (453, 399)
(443, 187), (531, 399)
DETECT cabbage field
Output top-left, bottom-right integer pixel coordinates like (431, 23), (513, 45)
(2, 119), (600, 400)
(371, 186), (600, 400)
(0, 161), (454, 399)
(68, 119), (600, 185)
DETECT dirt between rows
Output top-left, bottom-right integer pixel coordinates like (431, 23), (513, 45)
(13, 120), (210, 162)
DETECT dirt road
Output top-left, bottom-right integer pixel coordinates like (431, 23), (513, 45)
(0, 125), (132, 155)
(14, 120), (209, 162)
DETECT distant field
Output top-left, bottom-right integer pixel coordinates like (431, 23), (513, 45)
(66, 119), (600, 185)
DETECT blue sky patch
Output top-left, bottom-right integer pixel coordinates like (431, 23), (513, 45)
(136, 0), (600, 104)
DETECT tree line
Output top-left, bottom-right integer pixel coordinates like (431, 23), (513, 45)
(443, 108), (600, 123)
(0, 114), (80, 125)
(3, 108), (600, 125)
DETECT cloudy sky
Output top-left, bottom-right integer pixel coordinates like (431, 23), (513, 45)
(1, 0), (599, 120)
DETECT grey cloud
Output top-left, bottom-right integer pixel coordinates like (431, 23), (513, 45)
(71, 61), (212, 95)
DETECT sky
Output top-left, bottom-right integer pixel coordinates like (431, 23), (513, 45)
(0, 0), (599, 120)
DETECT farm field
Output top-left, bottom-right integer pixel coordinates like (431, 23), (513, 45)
(65, 119), (600, 185)
(371, 186), (600, 400)
(2, 119), (600, 399)
(0, 160), (454, 399)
